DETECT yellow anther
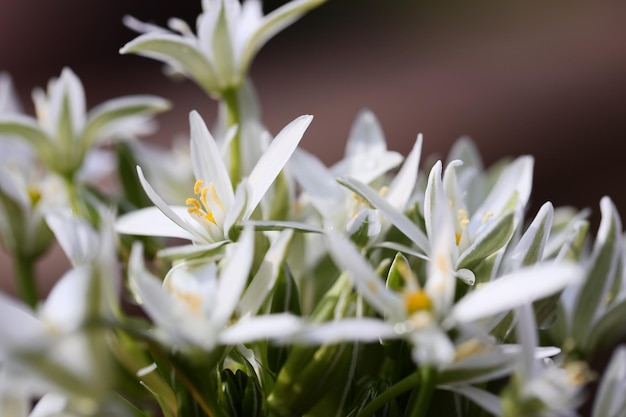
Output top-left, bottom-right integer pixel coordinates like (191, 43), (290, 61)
(455, 232), (462, 246)
(378, 186), (389, 197)
(27, 185), (42, 206)
(482, 211), (494, 224)
(186, 198), (201, 209)
(404, 290), (431, 314)
(186, 181), (217, 225)
(193, 179), (204, 195)
(565, 361), (595, 386)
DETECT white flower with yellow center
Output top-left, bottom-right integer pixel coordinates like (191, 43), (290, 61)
(339, 154), (533, 284)
(115, 111), (311, 257)
(128, 228), (302, 350)
(122, 0), (325, 97)
(0, 68), (169, 178)
(305, 229), (582, 367)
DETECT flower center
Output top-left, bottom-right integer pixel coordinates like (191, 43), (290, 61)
(27, 185), (42, 206)
(404, 289), (432, 314)
(186, 180), (223, 225)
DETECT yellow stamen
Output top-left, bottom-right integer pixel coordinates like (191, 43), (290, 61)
(186, 181), (217, 224)
(378, 186), (389, 197)
(27, 185), (42, 206)
(482, 211), (494, 224)
(404, 290), (431, 314)
(454, 338), (487, 362)
(193, 179), (204, 195)
(455, 232), (462, 246)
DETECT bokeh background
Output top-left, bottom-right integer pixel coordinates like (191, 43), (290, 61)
(1, 0), (626, 292)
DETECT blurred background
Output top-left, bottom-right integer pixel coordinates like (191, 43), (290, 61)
(1, 0), (626, 291)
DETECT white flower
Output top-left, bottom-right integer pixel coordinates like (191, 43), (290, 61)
(305, 230), (581, 367)
(0, 160), (65, 258)
(115, 111), (311, 258)
(128, 228), (302, 351)
(592, 345), (626, 417)
(500, 304), (590, 417)
(339, 154), (534, 284)
(122, 0), (325, 96)
(0, 68), (169, 177)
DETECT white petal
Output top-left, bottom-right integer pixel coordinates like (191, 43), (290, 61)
(39, 267), (91, 333)
(240, 230), (293, 317)
(298, 318), (397, 344)
(246, 114), (312, 219)
(189, 111), (234, 209)
(45, 211), (98, 266)
(219, 314), (302, 345)
(324, 230), (404, 320)
(211, 227), (254, 328)
(137, 166), (210, 241)
(115, 206), (195, 240)
(441, 385), (502, 416)
(288, 148), (344, 215)
(0, 293), (45, 351)
(338, 177), (430, 254)
(385, 134), (422, 210)
(29, 393), (69, 417)
(450, 263), (583, 324)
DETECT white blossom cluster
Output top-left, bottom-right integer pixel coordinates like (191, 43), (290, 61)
(0, 1), (625, 416)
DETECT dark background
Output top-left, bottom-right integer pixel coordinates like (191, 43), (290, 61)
(1, 0), (626, 288)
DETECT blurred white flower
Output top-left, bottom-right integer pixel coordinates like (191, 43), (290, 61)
(128, 228), (301, 351)
(0, 68), (169, 177)
(122, 0), (325, 97)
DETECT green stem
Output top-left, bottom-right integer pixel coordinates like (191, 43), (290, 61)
(15, 254), (38, 308)
(221, 88), (241, 185)
(408, 367), (437, 417)
(356, 370), (422, 417)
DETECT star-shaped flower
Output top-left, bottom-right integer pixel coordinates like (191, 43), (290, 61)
(122, 0), (325, 97)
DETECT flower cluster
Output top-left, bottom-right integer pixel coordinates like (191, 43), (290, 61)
(0, 1), (625, 416)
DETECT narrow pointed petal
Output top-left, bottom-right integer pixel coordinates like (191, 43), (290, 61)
(592, 346), (626, 417)
(324, 230), (404, 320)
(135, 166), (209, 241)
(45, 212), (98, 266)
(289, 149), (344, 215)
(83, 95), (170, 146)
(450, 263), (583, 324)
(242, 220), (323, 234)
(441, 385), (502, 416)
(298, 318), (397, 344)
(509, 202), (554, 269)
(115, 206), (195, 240)
(211, 227), (254, 329)
(240, 0), (326, 73)
(240, 230), (293, 317)
(385, 134), (422, 210)
(39, 268), (91, 333)
(338, 176), (430, 254)
(121, 34), (220, 96)
(0, 293), (45, 350)
(219, 313), (302, 345)
(344, 109), (387, 157)
(189, 111), (235, 208)
(246, 115), (312, 219)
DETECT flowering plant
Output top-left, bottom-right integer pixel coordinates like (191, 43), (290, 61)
(0, 1), (624, 416)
